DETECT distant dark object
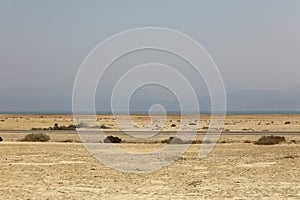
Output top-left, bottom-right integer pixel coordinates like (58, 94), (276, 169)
(171, 124), (176, 127)
(188, 122), (197, 126)
(0, 137), (3, 142)
(285, 121), (291, 125)
(254, 135), (285, 145)
(103, 135), (122, 143)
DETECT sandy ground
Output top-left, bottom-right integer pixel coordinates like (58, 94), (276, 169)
(0, 142), (299, 200)
(0, 114), (300, 132)
(0, 114), (299, 199)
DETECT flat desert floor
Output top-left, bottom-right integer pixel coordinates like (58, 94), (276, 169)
(0, 114), (299, 199)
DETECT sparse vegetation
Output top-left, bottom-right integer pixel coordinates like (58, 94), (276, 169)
(188, 122), (197, 126)
(244, 140), (252, 143)
(21, 133), (50, 142)
(103, 135), (122, 143)
(254, 135), (286, 145)
(32, 123), (76, 130)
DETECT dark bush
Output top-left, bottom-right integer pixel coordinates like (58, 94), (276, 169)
(100, 124), (110, 129)
(61, 139), (73, 143)
(103, 135), (122, 143)
(0, 137), (3, 142)
(171, 124), (176, 127)
(21, 133), (50, 142)
(254, 135), (286, 145)
(49, 123), (76, 130)
(32, 123), (77, 130)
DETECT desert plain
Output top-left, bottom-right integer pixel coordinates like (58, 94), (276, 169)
(0, 114), (299, 199)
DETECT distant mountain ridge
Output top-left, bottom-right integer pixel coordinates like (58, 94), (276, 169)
(225, 85), (300, 112)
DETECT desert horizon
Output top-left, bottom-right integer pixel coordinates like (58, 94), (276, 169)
(0, 114), (299, 199)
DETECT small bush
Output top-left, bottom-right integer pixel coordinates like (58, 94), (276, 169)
(0, 137), (3, 142)
(61, 139), (73, 143)
(171, 124), (176, 127)
(191, 140), (202, 144)
(254, 135), (285, 145)
(76, 122), (88, 128)
(244, 140), (252, 143)
(100, 124), (110, 129)
(161, 137), (184, 144)
(188, 122), (197, 126)
(21, 133), (50, 142)
(103, 135), (122, 143)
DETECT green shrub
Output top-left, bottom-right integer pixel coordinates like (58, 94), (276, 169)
(21, 133), (50, 142)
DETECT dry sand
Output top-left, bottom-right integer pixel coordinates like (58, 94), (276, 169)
(0, 114), (299, 199)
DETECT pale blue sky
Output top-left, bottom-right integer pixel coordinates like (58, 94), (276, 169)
(0, 0), (299, 112)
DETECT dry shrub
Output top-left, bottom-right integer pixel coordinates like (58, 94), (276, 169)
(61, 139), (73, 143)
(100, 124), (110, 129)
(103, 135), (122, 143)
(191, 140), (202, 144)
(244, 140), (252, 143)
(21, 133), (50, 142)
(254, 135), (285, 145)
(0, 137), (3, 142)
(161, 137), (184, 144)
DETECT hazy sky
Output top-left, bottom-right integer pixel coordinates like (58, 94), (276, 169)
(0, 0), (299, 112)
